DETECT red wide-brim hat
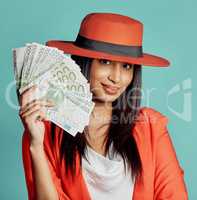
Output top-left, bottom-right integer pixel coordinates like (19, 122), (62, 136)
(46, 12), (170, 67)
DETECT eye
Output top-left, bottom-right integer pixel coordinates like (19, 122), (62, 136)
(123, 63), (133, 70)
(99, 59), (111, 65)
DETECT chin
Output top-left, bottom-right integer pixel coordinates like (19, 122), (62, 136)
(92, 91), (120, 103)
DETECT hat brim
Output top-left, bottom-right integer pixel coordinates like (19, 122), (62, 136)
(46, 40), (170, 67)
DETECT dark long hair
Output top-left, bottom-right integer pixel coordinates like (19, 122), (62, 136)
(51, 55), (142, 182)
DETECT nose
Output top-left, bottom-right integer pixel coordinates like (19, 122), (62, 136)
(108, 63), (121, 83)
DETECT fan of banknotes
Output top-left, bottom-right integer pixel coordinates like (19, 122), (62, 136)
(12, 42), (95, 136)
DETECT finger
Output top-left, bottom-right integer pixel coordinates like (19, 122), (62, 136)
(20, 103), (48, 118)
(20, 104), (41, 118)
(36, 114), (48, 121)
(31, 110), (47, 122)
(19, 99), (54, 115)
(20, 99), (56, 119)
(20, 85), (37, 106)
(19, 99), (36, 114)
(24, 110), (46, 123)
(22, 98), (55, 110)
(20, 100), (54, 118)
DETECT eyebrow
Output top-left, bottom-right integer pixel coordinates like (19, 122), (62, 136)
(99, 59), (134, 66)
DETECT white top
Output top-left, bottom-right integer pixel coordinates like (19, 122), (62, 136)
(82, 143), (135, 200)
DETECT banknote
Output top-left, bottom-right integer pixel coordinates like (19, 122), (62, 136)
(13, 42), (95, 136)
(19, 71), (93, 136)
(12, 47), (26, 89)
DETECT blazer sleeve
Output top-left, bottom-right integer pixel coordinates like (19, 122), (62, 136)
(152, 114), (188, 199)
(22, 121), (70, 200)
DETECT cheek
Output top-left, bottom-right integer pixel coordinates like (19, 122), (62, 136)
(118, 74), (133, 96)
(90, 66), (109, 84)
(121, 71), (133, 87)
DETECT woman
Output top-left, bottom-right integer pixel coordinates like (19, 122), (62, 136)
(20, 13), (188, 199)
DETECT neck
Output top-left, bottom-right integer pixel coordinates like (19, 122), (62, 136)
(84, 100), (113, 153)
(91, 100), (112, 118)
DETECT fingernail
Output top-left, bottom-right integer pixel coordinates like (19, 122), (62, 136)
(47, 99), (55, 104)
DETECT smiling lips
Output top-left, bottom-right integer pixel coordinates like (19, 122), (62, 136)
(102, 83), (120, 95)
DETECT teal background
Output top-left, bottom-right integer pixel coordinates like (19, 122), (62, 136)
(0, 0), (196, 199)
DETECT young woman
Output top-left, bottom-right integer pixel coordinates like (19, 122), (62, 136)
(20, 13), (188, 200)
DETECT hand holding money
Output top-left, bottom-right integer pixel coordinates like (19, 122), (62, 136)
(19, 85), (55, 145)
(13, 42), (95, 136)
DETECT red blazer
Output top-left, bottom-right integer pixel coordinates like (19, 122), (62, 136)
(22, 107), (188, 200)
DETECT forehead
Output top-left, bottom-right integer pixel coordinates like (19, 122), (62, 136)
(93, 58), (133, 65)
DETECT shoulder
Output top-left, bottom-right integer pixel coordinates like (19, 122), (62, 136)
(137, 106), (168, 124)
(133, 106), (169, 139)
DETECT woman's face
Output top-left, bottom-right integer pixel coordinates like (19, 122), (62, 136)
(89, 58), (134, 103)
